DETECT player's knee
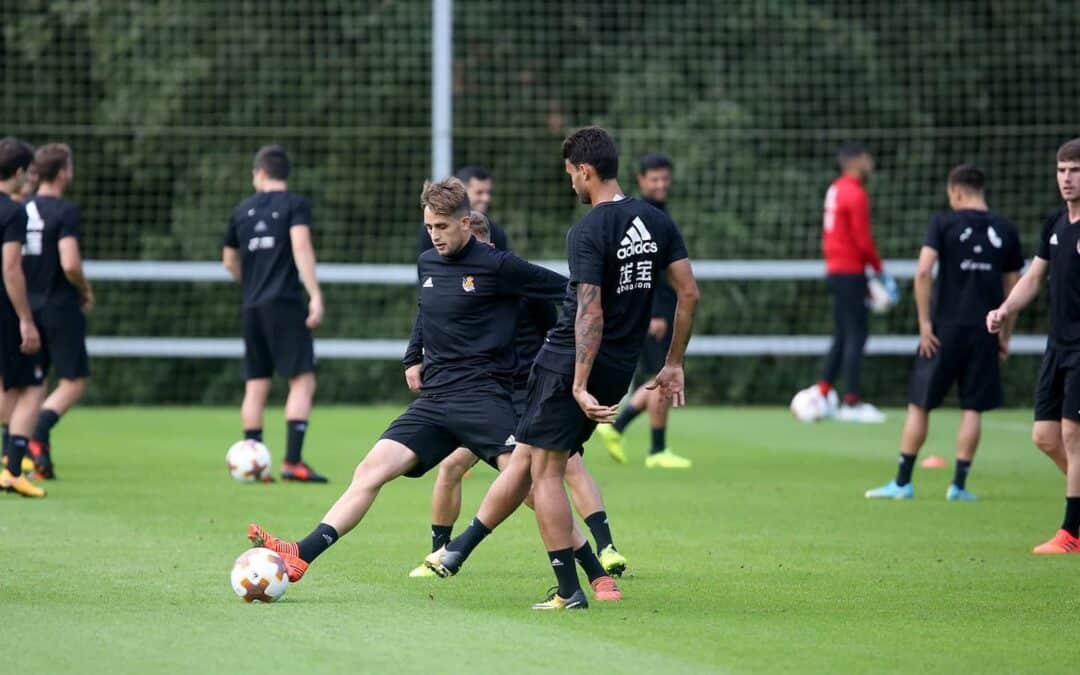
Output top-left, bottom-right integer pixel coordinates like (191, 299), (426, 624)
(60, 378), (87, 398)
(290, 373), (316, 397)
(1061, 423), (1080, 454)
(1033, 425), (1061, 454)
(436, 457), (470, 484)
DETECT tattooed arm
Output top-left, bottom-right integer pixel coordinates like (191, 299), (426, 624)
(572, 282), (617, 422)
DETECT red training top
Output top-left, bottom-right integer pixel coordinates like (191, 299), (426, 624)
(822, 174), (882, 275)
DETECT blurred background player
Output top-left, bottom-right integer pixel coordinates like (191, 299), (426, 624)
(222, 145), (326, 482)
(865, 165), (1022, 501)
(22, 143), (95, 479)
(0, 137), (45, 497)
(597, 153), (693, 469)
(416, 165), (508, 255)
(987, 138), (1080, 554)
(802, 143), (888, 423)
(408, 212), (628, 581)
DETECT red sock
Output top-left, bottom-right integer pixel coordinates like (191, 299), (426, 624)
(843, 393), (860, 406)
(817, 381), (831, 396)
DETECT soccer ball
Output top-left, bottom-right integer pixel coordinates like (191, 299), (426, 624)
(790, 386), (826, 423)
(230, 547), (289, 603)
(226, 440), (272, 482)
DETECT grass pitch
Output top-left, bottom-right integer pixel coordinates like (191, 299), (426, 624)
(3, 406), (1074, 674)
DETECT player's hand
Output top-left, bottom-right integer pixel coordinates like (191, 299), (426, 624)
(648, 363), (686, 407)
(405, 364), (422, 394)
(998, 333), (1011, 363)
(81, 287), (95, 314)
(19, 318), (40, 355)
(306, 294), (324, 328)
(986, 306), (1008, 334)
(648, 317), (669, 339)
(918, 322), (940, 358)
(572, 387), (618, 423)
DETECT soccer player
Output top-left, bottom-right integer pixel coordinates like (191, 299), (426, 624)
(245, 179), (617, 595)
(416, 165), (508, 255)
(806, 143), (888, 423)
(22, 144), (95, 479)
(0, 137), (45, 497)
(223, 145), (326, 482)
(865, 165), (1022, 501)
(426, 127), (699, 610)
(407, 212), (627, 583)
(987, 138), (1080, 553)
(596, 153), (692, 469)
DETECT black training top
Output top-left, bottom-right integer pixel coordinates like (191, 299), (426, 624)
(403, 236), (567, 394)
(1036, 208), (1080, 350)
(536, 196), (689, 375)
(224, 191), (312, 308)
(0, 192), (28, 310)
(923, 209), (1023, 327)
(416, 219), (509, 257)
(514, 298), (558, 381)
(23, 196), (83, 311)
(642, 197), (678, 323)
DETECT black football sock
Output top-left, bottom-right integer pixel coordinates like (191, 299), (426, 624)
(650, 426), (666, 455)
(894, 453), (917, 487)
(574, 542), (607, 583)
(952, 459), (972, 491)
(1, 424), (8, 456)
(612, 404), (640, 433)
(445, 517), (491, 563)
(285, 420), (307, 464)
(244, 428), (263, 442)
(33, 409), (60, 446)
(6, 436), (29, 477)
(548, 548), (581, 598)
(1063, 497), (1080, 538)
(431, 524), (453, 552)
(584, 511), (614, 552)
(297, 522), (339, 563)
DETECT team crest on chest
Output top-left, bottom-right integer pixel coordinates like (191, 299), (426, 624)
(462, 275), (476, 293)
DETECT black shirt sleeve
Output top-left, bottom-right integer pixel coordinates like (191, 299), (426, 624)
(1004, 224), (1024, 273)
(3, 209), (26, 244)
(1036, 213), (1057, 261)
(60, 205), (82, 241)
(224, 210), (239, 248)
(290, 196), (312, 228)
(662, 215), (689, 267)
(496, 253), (568, 301)
(404, 309), (424, 366)
(525, 297), (559, 334)
(568, 221), (604, 286)
(923, 214), (943, 251)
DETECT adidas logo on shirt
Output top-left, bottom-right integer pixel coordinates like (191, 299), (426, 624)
(1051, 233), (1059, 246)
(254, 220), (268, 232)
(617, 217), (659, 260)
(422, 277), (434, 288)
(504, 434), (516, 446)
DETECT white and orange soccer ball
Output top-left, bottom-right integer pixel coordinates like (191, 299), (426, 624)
(225, 440), (272, 482)
(790, 386), (827, 423)
(230, 547), (289, 603)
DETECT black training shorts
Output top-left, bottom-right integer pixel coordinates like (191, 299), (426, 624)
(242, 300), (315, 380)
(1034, 346), (1080, 423)
(33, 305), (90, 380)
(908, 324), (1001, 412)
(637, 330), (673, 379)
(381, 381), (518, 478)
(0, 304), (44, 390)
(516, 362), (633, 453)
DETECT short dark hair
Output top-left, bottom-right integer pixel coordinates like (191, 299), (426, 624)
(34, 143), (73, 183)
(455, 165), (492, 184)
(562, 126), (619, 180)
(947, 164), (985, 193)
(1057, 138), (1080, 164)
(638, 153), (672, 175)
(421, 177), (470, 216)
(0, 137), (34, 181)
(253, 144), (291, 180)
(836, 142), (870, 167)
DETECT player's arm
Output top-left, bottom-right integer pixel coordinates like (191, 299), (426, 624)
(987, 257), (1047, 334)
(997, 271), (1022, 360)
(495, 254), (567, 301)
(571, 281), (616, 422)
(2, 241), (40, 354)
(58, 236), (94, 313)
(290, 225), (324, 328)
(403, 306), (424, 394)
(913, 245), (939, 358)
(222, 246), (240, 281)
(849, 190), (883, 274)
(650, 258), (699, 407)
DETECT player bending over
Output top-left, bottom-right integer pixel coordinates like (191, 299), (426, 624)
(407, 212), (627, 582)
(223, 145), (326, 482)
(426, 127), (700, 609)
(597, 152), (693, 469)
(244, 179), (624, 601)
(987, 138), (1080, 553)
(21, 144), (95, 479)
(866, 164), (1022, 501)
(0, 137), (45, 497)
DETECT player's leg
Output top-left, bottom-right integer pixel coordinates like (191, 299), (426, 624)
(30, 305), (90, 477)
(281, 372), (325, 481)
(250, 439), (422, 580)
(865, 404), (925, 500)
(240, 304), (273, 443)
(597, 382), (647, 464)
(1033, 366), (1080, 553)
(564, 453), (626, 577)
(946, 330), (1003, 501)
(1032, 348), (1069, 473)
(409, 446), (475, 578)
(241, 378), (271, 441)
(266, 300), (324, 482)
(0, 382), (11, 461)
(644, 387), (691, 468)
(1, 385), (47, 497)
(530, 446), (588, 609)
(819, 275), (846, 399)
(1032, 421), (1067, 473)
(945, 411), (980, 501)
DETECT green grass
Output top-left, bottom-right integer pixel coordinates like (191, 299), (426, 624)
(4, 406), (1075, 674)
